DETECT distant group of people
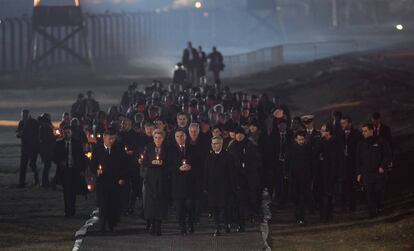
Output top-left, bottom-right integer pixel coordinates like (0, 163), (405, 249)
(174, 42), (224, 86)
(16, 47), (393, 237)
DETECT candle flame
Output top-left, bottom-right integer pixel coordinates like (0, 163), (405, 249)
(87, 184), (93, 191)
(85, 152), (92, 160)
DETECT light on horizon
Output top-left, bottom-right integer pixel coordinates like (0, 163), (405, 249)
(195, 1), (202, 9)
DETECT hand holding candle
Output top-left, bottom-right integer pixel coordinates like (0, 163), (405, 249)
(138, 153), (144, 165)
(152, 154), (162, 165)
(97, 165), (103, 175)
(180, 159), (191, 171)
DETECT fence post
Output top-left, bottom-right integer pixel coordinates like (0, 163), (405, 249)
(1, 18), (7, 73)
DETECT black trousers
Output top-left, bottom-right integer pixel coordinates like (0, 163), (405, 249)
(366, 181), (385, 217)
(129, 173), (142, 211)
(98, 183), (121, 230)
(175, 199), (195, 228)
(273, 160), (288, 206)
(292, 178), (312, 221)
(120, 180), (131, 213)
(19, 149), (38, 186)
(212, 70), (220, 83)
(62, 168), (77, 216)
(212, 206), (229, 229)
(320, 194), (333, 222)
(41, 158), (52, 187)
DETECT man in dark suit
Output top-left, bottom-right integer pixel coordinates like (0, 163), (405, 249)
(207, 46), (224, 84)
(371, 112), (393, 155)
(182, 42), (200, 84)
(118, 118), (140, 215)
(356, 123), (392, 218)
(54, 126), (85, 217)
(229, 127), (262, 232)
(338, 117), (362, 212)
(16, 109), (40, 187)
(268, 119), (292, 207)
(285, 131), (313, 226)
(91, 128), (127, 233)
(168, 130), (198, 235)
(204, 136), (235, 236)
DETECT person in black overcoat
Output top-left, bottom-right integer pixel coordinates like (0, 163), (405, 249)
(207, 46), (224, 83)
(338, 117), (362, 212)
(204, 136), (235, 236)
(188, 123), (210, 220)
(168, 130), (198, 235)
(356, 123), (392, 218)
(318, 125), (341, 222)
(38, 113), (56, 188)
(285, 131), (313, 225)
(268, 119), (292, 207)
(141, 129), (169, 236)
(182, 42), (200, 84)
(229, 127), (262, 232)
(54, 126), (85, 217)
(91, 128), (128, 233)
(16, 109), (40, 187)
(118, 118), (140, 214)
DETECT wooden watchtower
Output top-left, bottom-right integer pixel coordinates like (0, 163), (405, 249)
(28, 0), (93, 71)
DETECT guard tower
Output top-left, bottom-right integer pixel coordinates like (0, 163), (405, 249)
(28, 0), (93, 71)
(245, 0), (285, 41)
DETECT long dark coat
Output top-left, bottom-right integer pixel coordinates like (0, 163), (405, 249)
(356, 136), (392, 183)
(142, 143), (169, 220)
(167, 143), (198, 200)
(318, 137), (341, 195)
(91, 142), (128, 226)
(204, 150), (235, 208)
(337, 128), (362, 183)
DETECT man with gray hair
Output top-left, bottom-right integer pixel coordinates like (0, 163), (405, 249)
(204, 136), (235, 236)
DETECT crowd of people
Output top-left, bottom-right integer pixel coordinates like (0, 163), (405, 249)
(16, 43), (393, 237)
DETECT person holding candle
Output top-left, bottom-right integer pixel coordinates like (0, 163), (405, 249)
(91, 127), (127, 233)
(118, 118), (140, 215)
(142, 129), (168, 236)
(168, 129), (198, 236)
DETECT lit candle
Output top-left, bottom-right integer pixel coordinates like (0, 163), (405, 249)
(140, 154), (144, 160)
(90, 134), (95, 139)
(182, 159), (186, 165)
(87, 184), (93, 192)
(124, 146), (128, 152)
(99, 165), (102, 171)
(97, 134), (102, 138)
(85, 152), (92, 160)
(156, 155), (160, 161)
(55, 129), (61, 136)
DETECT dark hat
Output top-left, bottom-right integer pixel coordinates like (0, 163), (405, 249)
(301, 114), (314, 124)
(235, 126), (246, 135)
